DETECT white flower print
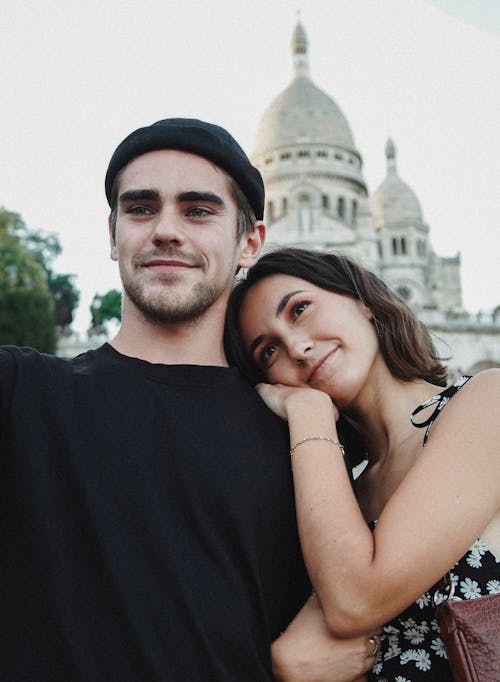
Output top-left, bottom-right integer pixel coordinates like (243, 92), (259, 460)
(487, 579), (500, 594)
(414, 649), (432, 671)
(403, 625), (427, 645)
(399, 617), (416, 630)
(466, 551), (483, 568)
(372, 661), (382, 674)
(404, 620), (429, 644)
(400, 650), (414, 665)
(384, 641), (402, 660)
(432, 589), (446, 605)
(460, 577), (482, 599)
(430, 637), (447, 658)
(437, 396), (449, 411)
(383, 624), (400, 636)
(420, 394), (441, 409)
(470, 538), (488, 555)
(431, 618), (441, 632)
(395, 677), (411, 682)
(415, 592), (430, 609)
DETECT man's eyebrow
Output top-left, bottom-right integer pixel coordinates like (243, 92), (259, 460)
(119, 189), (160, 204)
(247, 290), (306, 356)
(178, 191), (225, 206)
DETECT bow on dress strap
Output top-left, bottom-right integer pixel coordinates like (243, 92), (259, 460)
(410, 376), (472, 445)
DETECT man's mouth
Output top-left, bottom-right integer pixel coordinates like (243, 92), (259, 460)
(143, 259), (196, 270)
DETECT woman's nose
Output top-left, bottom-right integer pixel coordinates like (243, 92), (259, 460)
(289, 337), (313, 362)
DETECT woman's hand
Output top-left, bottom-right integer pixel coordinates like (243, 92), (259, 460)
(256, 383), (339, 422)
(272, 595), (377, 682)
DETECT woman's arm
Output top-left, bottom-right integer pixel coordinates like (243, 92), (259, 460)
(258, 370), (500, 637)
(272, 595), (375, 682)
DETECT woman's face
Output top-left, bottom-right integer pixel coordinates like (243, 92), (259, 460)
(238, 274), (381, 405)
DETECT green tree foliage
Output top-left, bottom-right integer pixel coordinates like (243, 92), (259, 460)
(0, 207), (80, 352)
(90, 289), (122, 334)
(49, 273), (80, 330)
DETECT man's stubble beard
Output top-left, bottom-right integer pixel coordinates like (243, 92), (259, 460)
(122, 270), (233, 326)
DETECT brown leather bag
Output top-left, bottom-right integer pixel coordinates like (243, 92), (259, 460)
(435, 590), (500, 681)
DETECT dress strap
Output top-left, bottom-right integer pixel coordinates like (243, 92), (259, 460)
(410, 375), (472, 445)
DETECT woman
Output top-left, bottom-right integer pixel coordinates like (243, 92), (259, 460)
(226, 248), (500, 681)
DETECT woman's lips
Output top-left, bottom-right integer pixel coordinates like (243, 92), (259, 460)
(308, 348), (338, 383)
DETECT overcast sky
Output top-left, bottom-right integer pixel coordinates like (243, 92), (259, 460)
(1, 0), (499, 332)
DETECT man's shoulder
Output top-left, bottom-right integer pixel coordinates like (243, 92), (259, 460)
(0, 344), (106, 382)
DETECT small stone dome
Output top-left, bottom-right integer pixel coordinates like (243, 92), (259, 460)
(371, 138), (423, 226)
(253, 22), (356, 157)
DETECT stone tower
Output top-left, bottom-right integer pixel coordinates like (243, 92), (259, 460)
(252, 22), (377, 266)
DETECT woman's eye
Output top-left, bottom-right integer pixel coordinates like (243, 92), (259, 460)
(261, 344), (277, 363)
(292, 301), (309, 318)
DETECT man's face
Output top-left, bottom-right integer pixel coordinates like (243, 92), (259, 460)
(110, 149), (248, 325)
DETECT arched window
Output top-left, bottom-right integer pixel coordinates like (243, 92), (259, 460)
(267, 201), (274, 222)
(401, 237), (407, 255)
(282, 197), (288, 215)
(337, 197), (345, 219)
(352, 200), (358, 225)
(322, 194), (330, 209)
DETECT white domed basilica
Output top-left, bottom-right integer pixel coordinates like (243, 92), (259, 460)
(251, 22), (500, 377)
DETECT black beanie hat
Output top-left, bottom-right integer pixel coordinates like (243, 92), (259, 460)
(105, 118), (265, 220)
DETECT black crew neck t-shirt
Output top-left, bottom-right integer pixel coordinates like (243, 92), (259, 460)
(0, 344), (309, 681)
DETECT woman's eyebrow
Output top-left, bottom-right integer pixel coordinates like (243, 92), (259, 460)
(276, 290), (305, 316)
(248, 334), (264, 356)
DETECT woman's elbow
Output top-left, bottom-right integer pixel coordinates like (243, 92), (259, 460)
(322, 597), (383, 638)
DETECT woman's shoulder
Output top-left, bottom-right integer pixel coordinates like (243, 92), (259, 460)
(458, 368), (500, 402)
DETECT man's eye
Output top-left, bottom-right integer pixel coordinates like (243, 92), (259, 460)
(187, 207), (211, 218)
(129, 206), (153, 216)
(292, 301), (309, 319)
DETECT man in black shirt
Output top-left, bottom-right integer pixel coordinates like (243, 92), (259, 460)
(0, 118), (371, 681)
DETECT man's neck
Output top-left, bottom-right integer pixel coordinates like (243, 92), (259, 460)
(111, 311), (228, 366)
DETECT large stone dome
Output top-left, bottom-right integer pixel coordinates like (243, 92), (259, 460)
(253, 22), (356, 157)
(371, 138), (423, 226)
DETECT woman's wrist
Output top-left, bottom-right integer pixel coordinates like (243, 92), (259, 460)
(284, 388), (334, 419)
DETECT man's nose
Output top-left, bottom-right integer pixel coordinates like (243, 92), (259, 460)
(151, 210), (185, 246)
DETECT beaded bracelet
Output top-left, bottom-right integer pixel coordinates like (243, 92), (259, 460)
(290, 435), (345, 458)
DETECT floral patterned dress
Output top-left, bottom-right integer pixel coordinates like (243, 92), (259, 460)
(368, 377), (500, 681)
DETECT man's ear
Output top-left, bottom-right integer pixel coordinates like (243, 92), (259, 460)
(238, 222), (266, 269)
(108, 217), (118, 261)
